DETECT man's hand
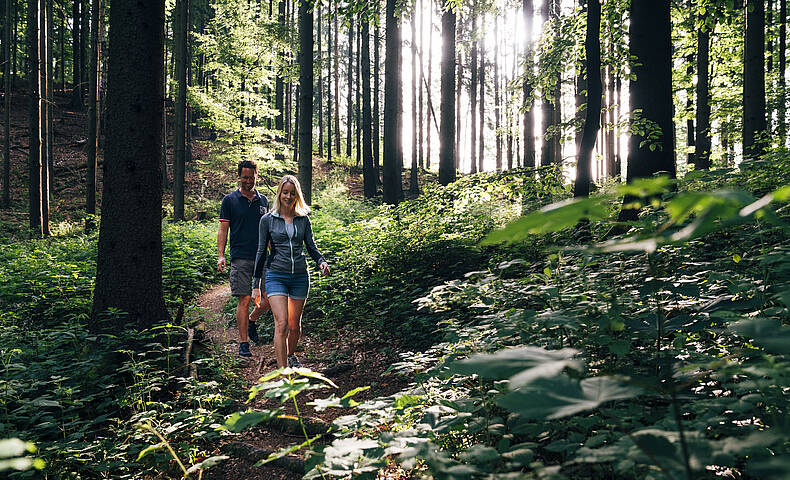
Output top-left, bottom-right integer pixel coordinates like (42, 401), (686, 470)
(319, 262), (330, 277)
(217, 255), (226, 273)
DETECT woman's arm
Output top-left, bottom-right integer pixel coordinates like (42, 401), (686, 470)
(252, 215), (270, 289)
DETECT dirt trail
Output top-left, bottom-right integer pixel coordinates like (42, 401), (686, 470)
(195, 283), (408, 479)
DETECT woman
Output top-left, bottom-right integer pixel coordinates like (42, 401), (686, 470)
(252, 175), (330, 368)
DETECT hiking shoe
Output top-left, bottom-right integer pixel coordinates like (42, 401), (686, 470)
(247, 322), (259, 344)
(239, 342), (252, 357)
(287, 354), (301, 368)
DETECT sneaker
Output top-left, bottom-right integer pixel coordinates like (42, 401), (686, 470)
(239, 342), (252, 357)
(247, 322), (259, 344)
(287, 354), (301, 368)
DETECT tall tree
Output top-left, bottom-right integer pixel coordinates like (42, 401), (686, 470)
(622, 0), (675, 220)
(494, 8), (501, 171)
(318, 5), (323, 157)
(425, 0), (433, 170)
(478, 21), (485, 173)
(327, 4), (333, 162)
(418, 0), (424, 169)
(540, 0), (559, 167)
(92, 0), (170, 331)
(86, 0), (101, 231)
(410, 5), (418, 193)
(743, 0), (767, 159)
(346, 19), (353, 157)
(3, 0), (11, 207)
(275, 0), (285, 161)
(70, 0), (83, 109)
(298, 0), (313, 203)
(779, 0), (786, 141)
(573, 0), (600, 198)
(382, 0), (403, 204)
(29, 0), (43, 232)
(694, 13), (711, 170)
(334, 12), (340, 155)
(522, 0), (535, 167)
(438, 4), (455, 185)
(373, 19), (381, 182)
(361, 15), (375, 198)
(173, 0), (189, 221)
(469, 13), (478, 174)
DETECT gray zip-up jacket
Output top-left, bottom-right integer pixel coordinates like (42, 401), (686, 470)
(252, 212), (325, 289)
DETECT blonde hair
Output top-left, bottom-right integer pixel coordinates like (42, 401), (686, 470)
(271, 175), (311, 216)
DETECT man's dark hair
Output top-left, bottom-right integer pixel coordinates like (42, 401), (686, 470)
(237, 160), (258, 176)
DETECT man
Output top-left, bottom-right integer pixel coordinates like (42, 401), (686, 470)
(218, 160), (271, 357)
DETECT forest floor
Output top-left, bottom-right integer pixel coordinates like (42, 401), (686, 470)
(195, 283), (411, 479)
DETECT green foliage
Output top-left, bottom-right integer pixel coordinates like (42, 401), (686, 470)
(305, 164), (790, 479)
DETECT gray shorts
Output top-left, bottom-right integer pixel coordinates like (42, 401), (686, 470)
(229, 258), (255, 297)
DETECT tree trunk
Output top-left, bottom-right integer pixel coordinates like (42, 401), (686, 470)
(621, 0), (675, 220)
(173, 0), (188, 221)
(779, 0), (786, 142)
(470, 14), (478, 174)
(41, 0), (51, 236)
(455, 50), (461, 171)
(418, 0), (424, 170)
(334, 12), (340, 156)
(410, 7), (418, 193)
(438, 6), (456, 185)
(275, 0), (285, 160)
(86, 0), (101, 232)
(28, 0), (42, 232)
(346, 20), (353, 157)
(3, 0), (10, 206)
(694, 18), (711, 170)
(91, 0), (170, 331)
(317, 6), (323, 158)
(355, 26), (361, 167)
(743, 0), (767, 159)
(425, 0), (433, 170)
(298, 0), (313, 204)
(522, 0), (535, 168)
(70, 0), (83, 109)
(494, 10), (501, 171)
(685, 56), (695, 165)
(327, 6), (332, 162)
(573, 0), (600, 198)
(478, 30), (485, 173)
(382, 0), (403, 204)
(361, 17), (375, 198)
(373, 19), (381, 184)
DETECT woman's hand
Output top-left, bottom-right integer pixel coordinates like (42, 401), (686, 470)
(251, 288), (262, 306)
(319, 262), (330, 276)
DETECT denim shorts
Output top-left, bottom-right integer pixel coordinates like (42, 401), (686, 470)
(265, 271), (310, 300)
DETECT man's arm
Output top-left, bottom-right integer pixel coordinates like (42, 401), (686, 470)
(217, 221), (230, 272)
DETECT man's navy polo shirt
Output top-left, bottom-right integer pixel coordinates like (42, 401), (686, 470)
(219, 189), (269, 260)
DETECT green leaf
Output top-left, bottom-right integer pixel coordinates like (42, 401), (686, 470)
(616, 176), (673, 197)
(222, 409), (282, 432)
(136, 442), (165, 461)
(482, 197), (609, 245)
(729, 317), (790, 354)
(186, 455), (229, 474)
(497, 376), (640, 420)
(449, 346), (583, 388)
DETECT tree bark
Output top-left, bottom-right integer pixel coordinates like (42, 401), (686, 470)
(425, 0), (433, 170)
(438, 5), (456, 186)
(361, 17), (375, 198)
(743, 0), (767, 159)
(28, 0), (43, 232)
(573, 0), (600, 198)
(318, 6), (323, 158)
(382, 0), (403, 204)
(478, 28), (485, 173)
(373, 19), (381, 183)
(86, 0), (101, 231)
(418, 0), (424, 170)
(91, 0), (170, 331)
(173, 0), (188, 221)
(694, 18), (711, 170)
(298, 0), (313, 203)
(621, 0), (675, 220)
(522, 0), (535, 168)
(346, 20), (353, 157)
(334, 12), (340, 156)
(455, 50), (461, 171)
(40, 0), (51, 236)
(410, 6), (418, 193)
(275, 0), (285, 161)
(779, 0), (786, 142)
(494, 10), (501, 171)
(470, 13), (478, 174)
(3, 0), (11, 206)
(327, 6), (332, 162)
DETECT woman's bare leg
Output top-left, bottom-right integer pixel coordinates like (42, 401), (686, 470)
(286, 298), (306, 357)
(268, 295), (289, 368)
